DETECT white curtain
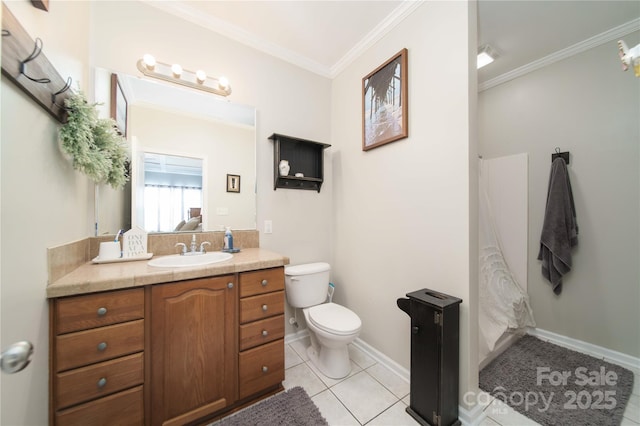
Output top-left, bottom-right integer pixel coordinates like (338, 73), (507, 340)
(479, 159), (536, 352)
(144, 185), (201, 232)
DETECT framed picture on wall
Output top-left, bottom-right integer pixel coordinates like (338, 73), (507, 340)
(362, 48), (408, 151)
(227, 174), (241, 193)
(110, 74), (128, 137)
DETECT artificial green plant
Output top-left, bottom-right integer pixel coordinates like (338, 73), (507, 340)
(59, 91), (129, 189)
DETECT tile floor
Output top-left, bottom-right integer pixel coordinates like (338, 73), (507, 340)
(284, 337), (640, 426)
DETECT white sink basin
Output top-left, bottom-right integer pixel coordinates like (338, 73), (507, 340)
(148, 252), (233, 268)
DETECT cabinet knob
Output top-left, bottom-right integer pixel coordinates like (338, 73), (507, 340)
(261, 279), (268, 287)
(262, 330), (268, 337)
(97, 342), (108, 352)
(411, 326), (419, 335)
(262, 304), (268, 312)
(227, 282), (234, 289)
(97, 377), (107, 388)
(97, 307), (107, 317)
(262, 366), (269, 373)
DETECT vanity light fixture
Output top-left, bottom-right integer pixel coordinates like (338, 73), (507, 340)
(136, 54), (232, 97)
(477, 44), (499, 69)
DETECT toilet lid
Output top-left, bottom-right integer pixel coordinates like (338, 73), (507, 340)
(308, 303), (361, 335)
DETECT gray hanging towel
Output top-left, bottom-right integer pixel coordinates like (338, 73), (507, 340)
(537, 157), (578, 294)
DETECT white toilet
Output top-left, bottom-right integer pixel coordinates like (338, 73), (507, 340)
(284, 262), (362, 379)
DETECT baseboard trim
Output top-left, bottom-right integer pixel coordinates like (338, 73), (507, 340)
(285, 331), (485, 425)
(528, 328), (640, 372)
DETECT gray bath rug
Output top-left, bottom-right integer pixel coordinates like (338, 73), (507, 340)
(479, 335), (635, 425)
(215, 387), (328, 426)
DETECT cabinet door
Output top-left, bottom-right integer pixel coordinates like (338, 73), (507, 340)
(150, 276), (237, 426)
(409, 301), (440, 424)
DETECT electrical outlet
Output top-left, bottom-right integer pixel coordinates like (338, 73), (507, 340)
(264, 220), (273, 234)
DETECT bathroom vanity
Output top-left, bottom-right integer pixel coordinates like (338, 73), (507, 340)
(47, 239), (288, 426)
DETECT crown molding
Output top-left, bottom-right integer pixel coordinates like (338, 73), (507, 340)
(479, 18), (640, 92)
(141, 0), (423, 79)
(141, 0), (332, 77)
(330, 1), (424, 78)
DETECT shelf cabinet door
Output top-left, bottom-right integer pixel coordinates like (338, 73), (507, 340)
(150, 275), (237, 426)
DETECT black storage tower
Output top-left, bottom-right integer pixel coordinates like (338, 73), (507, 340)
(397, 289), (463, 426)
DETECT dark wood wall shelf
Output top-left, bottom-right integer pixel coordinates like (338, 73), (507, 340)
(269, 133), (330, 193)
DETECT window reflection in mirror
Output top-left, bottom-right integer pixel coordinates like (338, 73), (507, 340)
(142, 153), (203, 233)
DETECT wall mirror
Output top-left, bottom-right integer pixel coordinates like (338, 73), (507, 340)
(94, 68), (257, 234)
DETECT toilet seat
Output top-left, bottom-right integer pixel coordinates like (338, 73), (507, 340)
(307, 303), (361, 336)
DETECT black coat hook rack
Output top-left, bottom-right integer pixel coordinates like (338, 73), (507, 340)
(1, 3), (71, 123)
(552, 147), (570, 164)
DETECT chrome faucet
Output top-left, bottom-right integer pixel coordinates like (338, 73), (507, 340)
(190, 234), (198, 253)
(175, 235), (211, 255)
(175, 242), (187, 255)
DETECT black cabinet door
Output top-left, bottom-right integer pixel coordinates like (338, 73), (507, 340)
(410, 300), (440, 424)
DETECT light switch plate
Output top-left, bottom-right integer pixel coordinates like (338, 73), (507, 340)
(264, 220), (273, 234)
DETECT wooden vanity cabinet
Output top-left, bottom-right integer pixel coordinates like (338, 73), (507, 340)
(49, 288), (145, 426)
(49, 266), (286, 426)
(149, 275), (237, 426)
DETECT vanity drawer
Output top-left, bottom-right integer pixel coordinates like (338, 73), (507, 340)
(55, 352), (144, 409)
(239, 314), (285, 351)
(55, 288), (144, 334)
(239, 291), (284, 324)
(55, 385), (143, 426)
(56, 320), (144, 372)
(239, 267), (284, 298)
(239, 339), (284, 399)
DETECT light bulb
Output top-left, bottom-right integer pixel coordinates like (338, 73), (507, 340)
(171, 64), (183, 78)
(195, 70), (207, 84)
(218, 76), (229, 89)
(142, 54), (156, 70)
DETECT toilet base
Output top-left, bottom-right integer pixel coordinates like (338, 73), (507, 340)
(307, 344), (352, 379)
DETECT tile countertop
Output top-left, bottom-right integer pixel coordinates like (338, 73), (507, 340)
(46, 248), (290, 299)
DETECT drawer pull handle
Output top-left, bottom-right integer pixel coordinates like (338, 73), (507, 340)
(262, 330), (268, 337)
(227, 282), (234, 289)
(261, 279), (268, 286)
(262, 304), (268, 312)
(97, 342), (107, 352)
(97, 377), (107, 388)
(97, 307), (107, 317)
(262, 366), (268, 373)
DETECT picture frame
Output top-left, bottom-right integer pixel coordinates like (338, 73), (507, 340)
(362, 48), (408, 151)
(110, 73), (128, 137)
(226, 174), (241, 193)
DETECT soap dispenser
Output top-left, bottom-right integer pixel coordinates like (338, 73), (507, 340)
(224, 227), (234, 251)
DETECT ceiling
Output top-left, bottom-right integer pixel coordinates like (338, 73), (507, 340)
(144, 0), (640, 84)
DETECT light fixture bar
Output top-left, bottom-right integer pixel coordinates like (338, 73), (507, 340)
(136, 56), (232, 97)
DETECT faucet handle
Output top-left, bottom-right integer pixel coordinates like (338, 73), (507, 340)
(199, 241), (211, 253)
(175, 242), (187, 255)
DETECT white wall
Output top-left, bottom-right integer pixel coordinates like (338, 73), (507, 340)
(479, 34), (640, 357)
(331, 1), (479, 404)
(1, 2), (92, 425)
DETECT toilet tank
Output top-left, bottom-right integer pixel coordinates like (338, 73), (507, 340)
(284, 262), (331, 308)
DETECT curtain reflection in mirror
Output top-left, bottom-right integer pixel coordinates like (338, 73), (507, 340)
(144, 185), (202, 232)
